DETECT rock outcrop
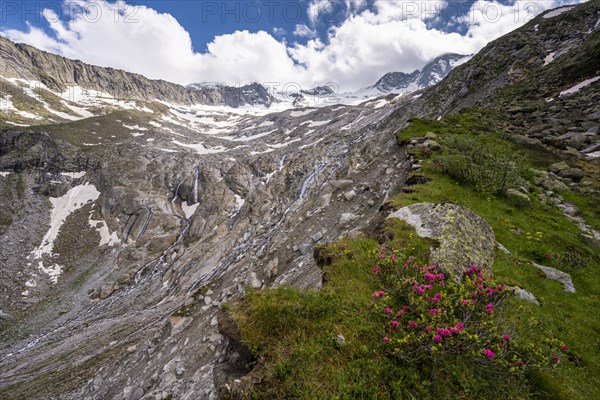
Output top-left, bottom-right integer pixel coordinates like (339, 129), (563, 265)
(387, 203), (496, 279)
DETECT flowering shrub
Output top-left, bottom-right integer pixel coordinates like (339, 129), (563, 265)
(371, 246), (567, 373)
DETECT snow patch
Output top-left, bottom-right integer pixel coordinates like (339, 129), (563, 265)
(60, 171), (86, 179)
(559, 76), (600, 97)
(30, 183), (101, 283)
(267, 138), (301, 149)
(181, 201), (200, 219)
(543, 6), (573, 19)
(0, 172), (11, 177)
(303, 120), (330, 128)
(299, 138), (324, 149)
(543, 52), (556, 66)
(289, 109), (315, 117)
(123, 124), (148, 131)
(171, 140), (227, 154)
(88, 215), (120, 247)
(5, 121), (30, 127)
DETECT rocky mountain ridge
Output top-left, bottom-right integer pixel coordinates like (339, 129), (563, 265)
(0, 1), (599, 399)
(0, 37), (275, 108)
(372, 53), (472, 93)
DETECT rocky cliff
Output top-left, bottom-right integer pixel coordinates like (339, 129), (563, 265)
(0, 1), (599, 399)
(0, 37), (274, 107)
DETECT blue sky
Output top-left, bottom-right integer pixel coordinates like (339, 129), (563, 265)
(0, 0), (586, 90)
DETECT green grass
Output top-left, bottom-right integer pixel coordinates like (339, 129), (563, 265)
(233, 230), (535, 399)
(231, 111), (600, 399)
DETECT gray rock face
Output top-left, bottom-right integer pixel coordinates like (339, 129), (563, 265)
(0, 58), (410, 399)
(0, 37), (274, 108)
(0, 2), (597, 398)
(373, 53), (471, 93)
(511, 286), (541, 306)
(531, 262), (576, 293)
(387, 203), (496, 279)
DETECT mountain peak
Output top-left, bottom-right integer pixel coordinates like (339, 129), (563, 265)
(372, 53), (472, 93)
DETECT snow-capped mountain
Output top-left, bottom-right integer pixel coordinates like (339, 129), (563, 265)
(183, 54), (472, 109)
(372, 53), (472, 93)
(2, 2), (599, 398)
(186, 82), (275, 108)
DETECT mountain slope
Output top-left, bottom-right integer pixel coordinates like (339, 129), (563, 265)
(0, 1), (599, 399)
(0, 37), (275, 108)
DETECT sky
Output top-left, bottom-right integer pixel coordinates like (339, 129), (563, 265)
(0, 0), (588, 91)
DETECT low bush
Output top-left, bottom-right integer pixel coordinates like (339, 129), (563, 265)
(437, 134), (526, 196)
(372, 246), (566, 373)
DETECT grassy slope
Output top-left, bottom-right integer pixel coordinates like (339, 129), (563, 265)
(230, 111), (600, 399)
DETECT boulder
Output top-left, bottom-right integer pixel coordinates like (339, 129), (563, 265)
(548, 162), (569, 173)
(538, 175), (568, 192)
(330, 180), (353, 190)
(557, 167), (584, 182)
(511, 286), (540, 306)
(531, 262), (575, 293)
(424, 140), (441, 151)
(343, 190), (357, 201)
(506, 188), (533, 208)
(387, 203), (496, 279)
(566, 133), (588, 149)
(311, 231), (323, 242)
(0, 310), (13, 320)
(319, 193), (332, 208)
(339, 213), (359, 228)
(580, 234), (600, 250)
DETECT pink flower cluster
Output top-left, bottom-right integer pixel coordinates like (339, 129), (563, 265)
(483, 349), (495, 359)
(412, 284), (433, 294)
(464, 266), (482, 276)
(431, 322), (464, 342)
(423, 272), (445, 283)
(373, 290), (386, 299)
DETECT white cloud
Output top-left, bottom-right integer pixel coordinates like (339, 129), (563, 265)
(272, 27), (287, 36)
(307, 0), (337, 25)
(293, 24), (317, 38)
(0, 0), (588, 92)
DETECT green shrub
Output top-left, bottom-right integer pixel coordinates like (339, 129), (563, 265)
(371, 247), (566, 372)
(437, 134), (526, 196)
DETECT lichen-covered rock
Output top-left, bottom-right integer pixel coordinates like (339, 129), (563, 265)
(387, 202), (496, 279)
(506, 188), (533, 208)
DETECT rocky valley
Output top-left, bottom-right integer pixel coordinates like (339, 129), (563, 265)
(0, 1), (599, 399)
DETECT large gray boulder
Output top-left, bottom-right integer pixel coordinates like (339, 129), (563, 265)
(387, 202), (496, 279)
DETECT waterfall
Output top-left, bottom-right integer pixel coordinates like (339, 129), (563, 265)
(193, 166), (200, 204)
